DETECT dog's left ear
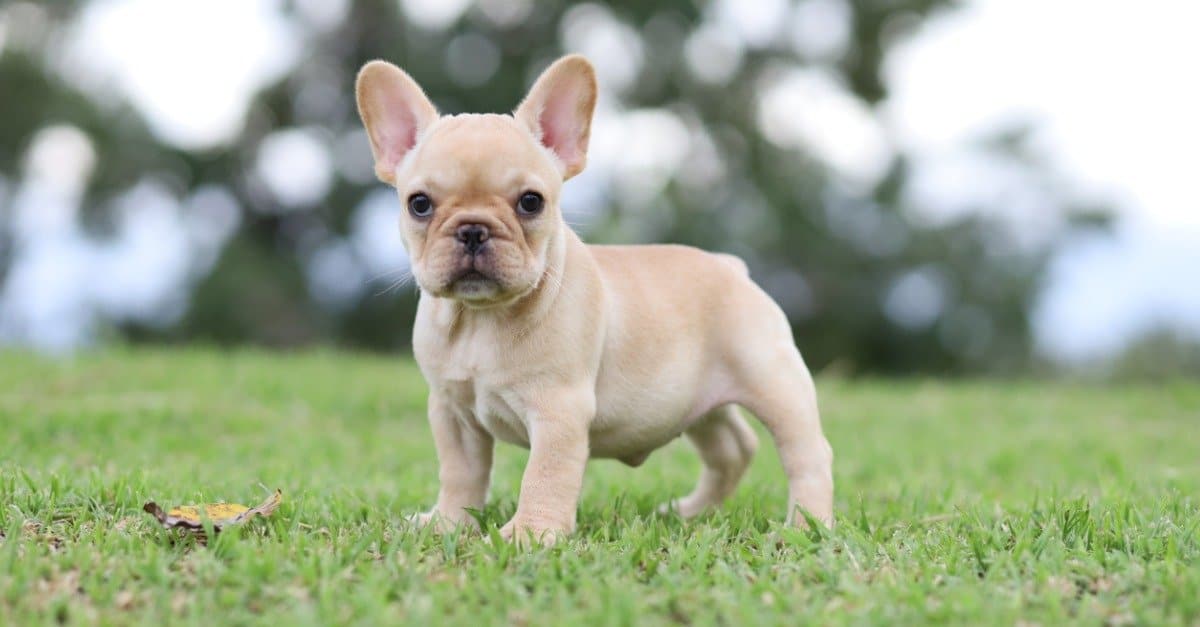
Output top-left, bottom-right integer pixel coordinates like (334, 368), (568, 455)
(515, 55), (598, 181)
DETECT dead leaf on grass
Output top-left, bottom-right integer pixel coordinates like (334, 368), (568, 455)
(143, 489), (282, 534)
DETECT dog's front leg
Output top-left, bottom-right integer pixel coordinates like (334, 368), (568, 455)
(412, 392), (494, 531)
(500, 395), (591, 545)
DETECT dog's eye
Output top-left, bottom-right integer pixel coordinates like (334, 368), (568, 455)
(408, 193), (433, 218)
(517, 191), (544, 216)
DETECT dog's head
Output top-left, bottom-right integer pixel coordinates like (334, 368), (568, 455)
(355, 55), (597, 306)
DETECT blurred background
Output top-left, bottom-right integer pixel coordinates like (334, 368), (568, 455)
(0, 0), (1197, 377)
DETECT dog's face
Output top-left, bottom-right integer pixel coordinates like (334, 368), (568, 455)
(356, 56), (597, 306)
(387, 115), (561, 304)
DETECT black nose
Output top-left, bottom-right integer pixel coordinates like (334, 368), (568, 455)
(456, 223), (489, 255)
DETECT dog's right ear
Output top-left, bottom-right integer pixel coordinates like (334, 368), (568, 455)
(355, 60), (439, 185)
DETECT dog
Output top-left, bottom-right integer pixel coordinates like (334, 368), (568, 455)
(355, 54), (833, 544)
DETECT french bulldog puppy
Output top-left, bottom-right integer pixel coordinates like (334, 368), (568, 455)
(356, 54), (833, 544)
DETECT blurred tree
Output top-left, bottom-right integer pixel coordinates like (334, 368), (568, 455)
(1107, 329), (1200, 381)
(0, 0), (1104, 374)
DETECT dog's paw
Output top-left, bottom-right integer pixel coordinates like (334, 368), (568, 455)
(656, 496), (714, 519)
(406, 509), (478, 534)
(786, 510), (835, 531)
(497, 517), (569, 546)
(406, 510), (440, 528)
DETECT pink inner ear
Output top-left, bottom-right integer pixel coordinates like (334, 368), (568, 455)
(382, 109), (420, 167)
(539, 90), (583, 168)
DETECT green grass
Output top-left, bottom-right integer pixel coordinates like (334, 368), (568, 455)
(1, 349), (1198, 625)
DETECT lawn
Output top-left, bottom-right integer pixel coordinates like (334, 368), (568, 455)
(1, 349), (1197, 625)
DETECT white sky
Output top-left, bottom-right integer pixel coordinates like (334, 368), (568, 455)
(885, 0), (1200, 231)
(67, 0), (300, 148)
(881, 0), (1200, 361)
(4, 0), (1199, 361)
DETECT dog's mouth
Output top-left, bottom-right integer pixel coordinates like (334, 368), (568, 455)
(445, 267), (503, 302)
(454, 269), (492, 283)
(425, 252), (534, 304)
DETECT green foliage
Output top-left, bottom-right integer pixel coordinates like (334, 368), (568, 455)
(0, 1), (1104, 373)
(1108, 329), (1200, 381)
(1, 350), (1197, 624)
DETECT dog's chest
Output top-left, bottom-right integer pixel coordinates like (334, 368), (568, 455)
(439, 376), (530, 448)
(430, 341), (531, 448)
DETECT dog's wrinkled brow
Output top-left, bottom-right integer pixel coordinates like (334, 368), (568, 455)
(502, 170), (550, 195)
(406, 168), (549, 201)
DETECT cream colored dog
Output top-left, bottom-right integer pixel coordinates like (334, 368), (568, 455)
(356, 54), (833, 544)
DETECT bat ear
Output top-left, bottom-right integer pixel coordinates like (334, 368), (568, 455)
(514, 55), (598, 181)
(355, 60), (439, 184)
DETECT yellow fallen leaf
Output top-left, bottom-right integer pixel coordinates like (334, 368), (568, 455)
(143, 489), (282, 533)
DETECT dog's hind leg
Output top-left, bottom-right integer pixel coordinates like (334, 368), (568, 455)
(737, 347), (834, 528)
(660, 404), (758, 518)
